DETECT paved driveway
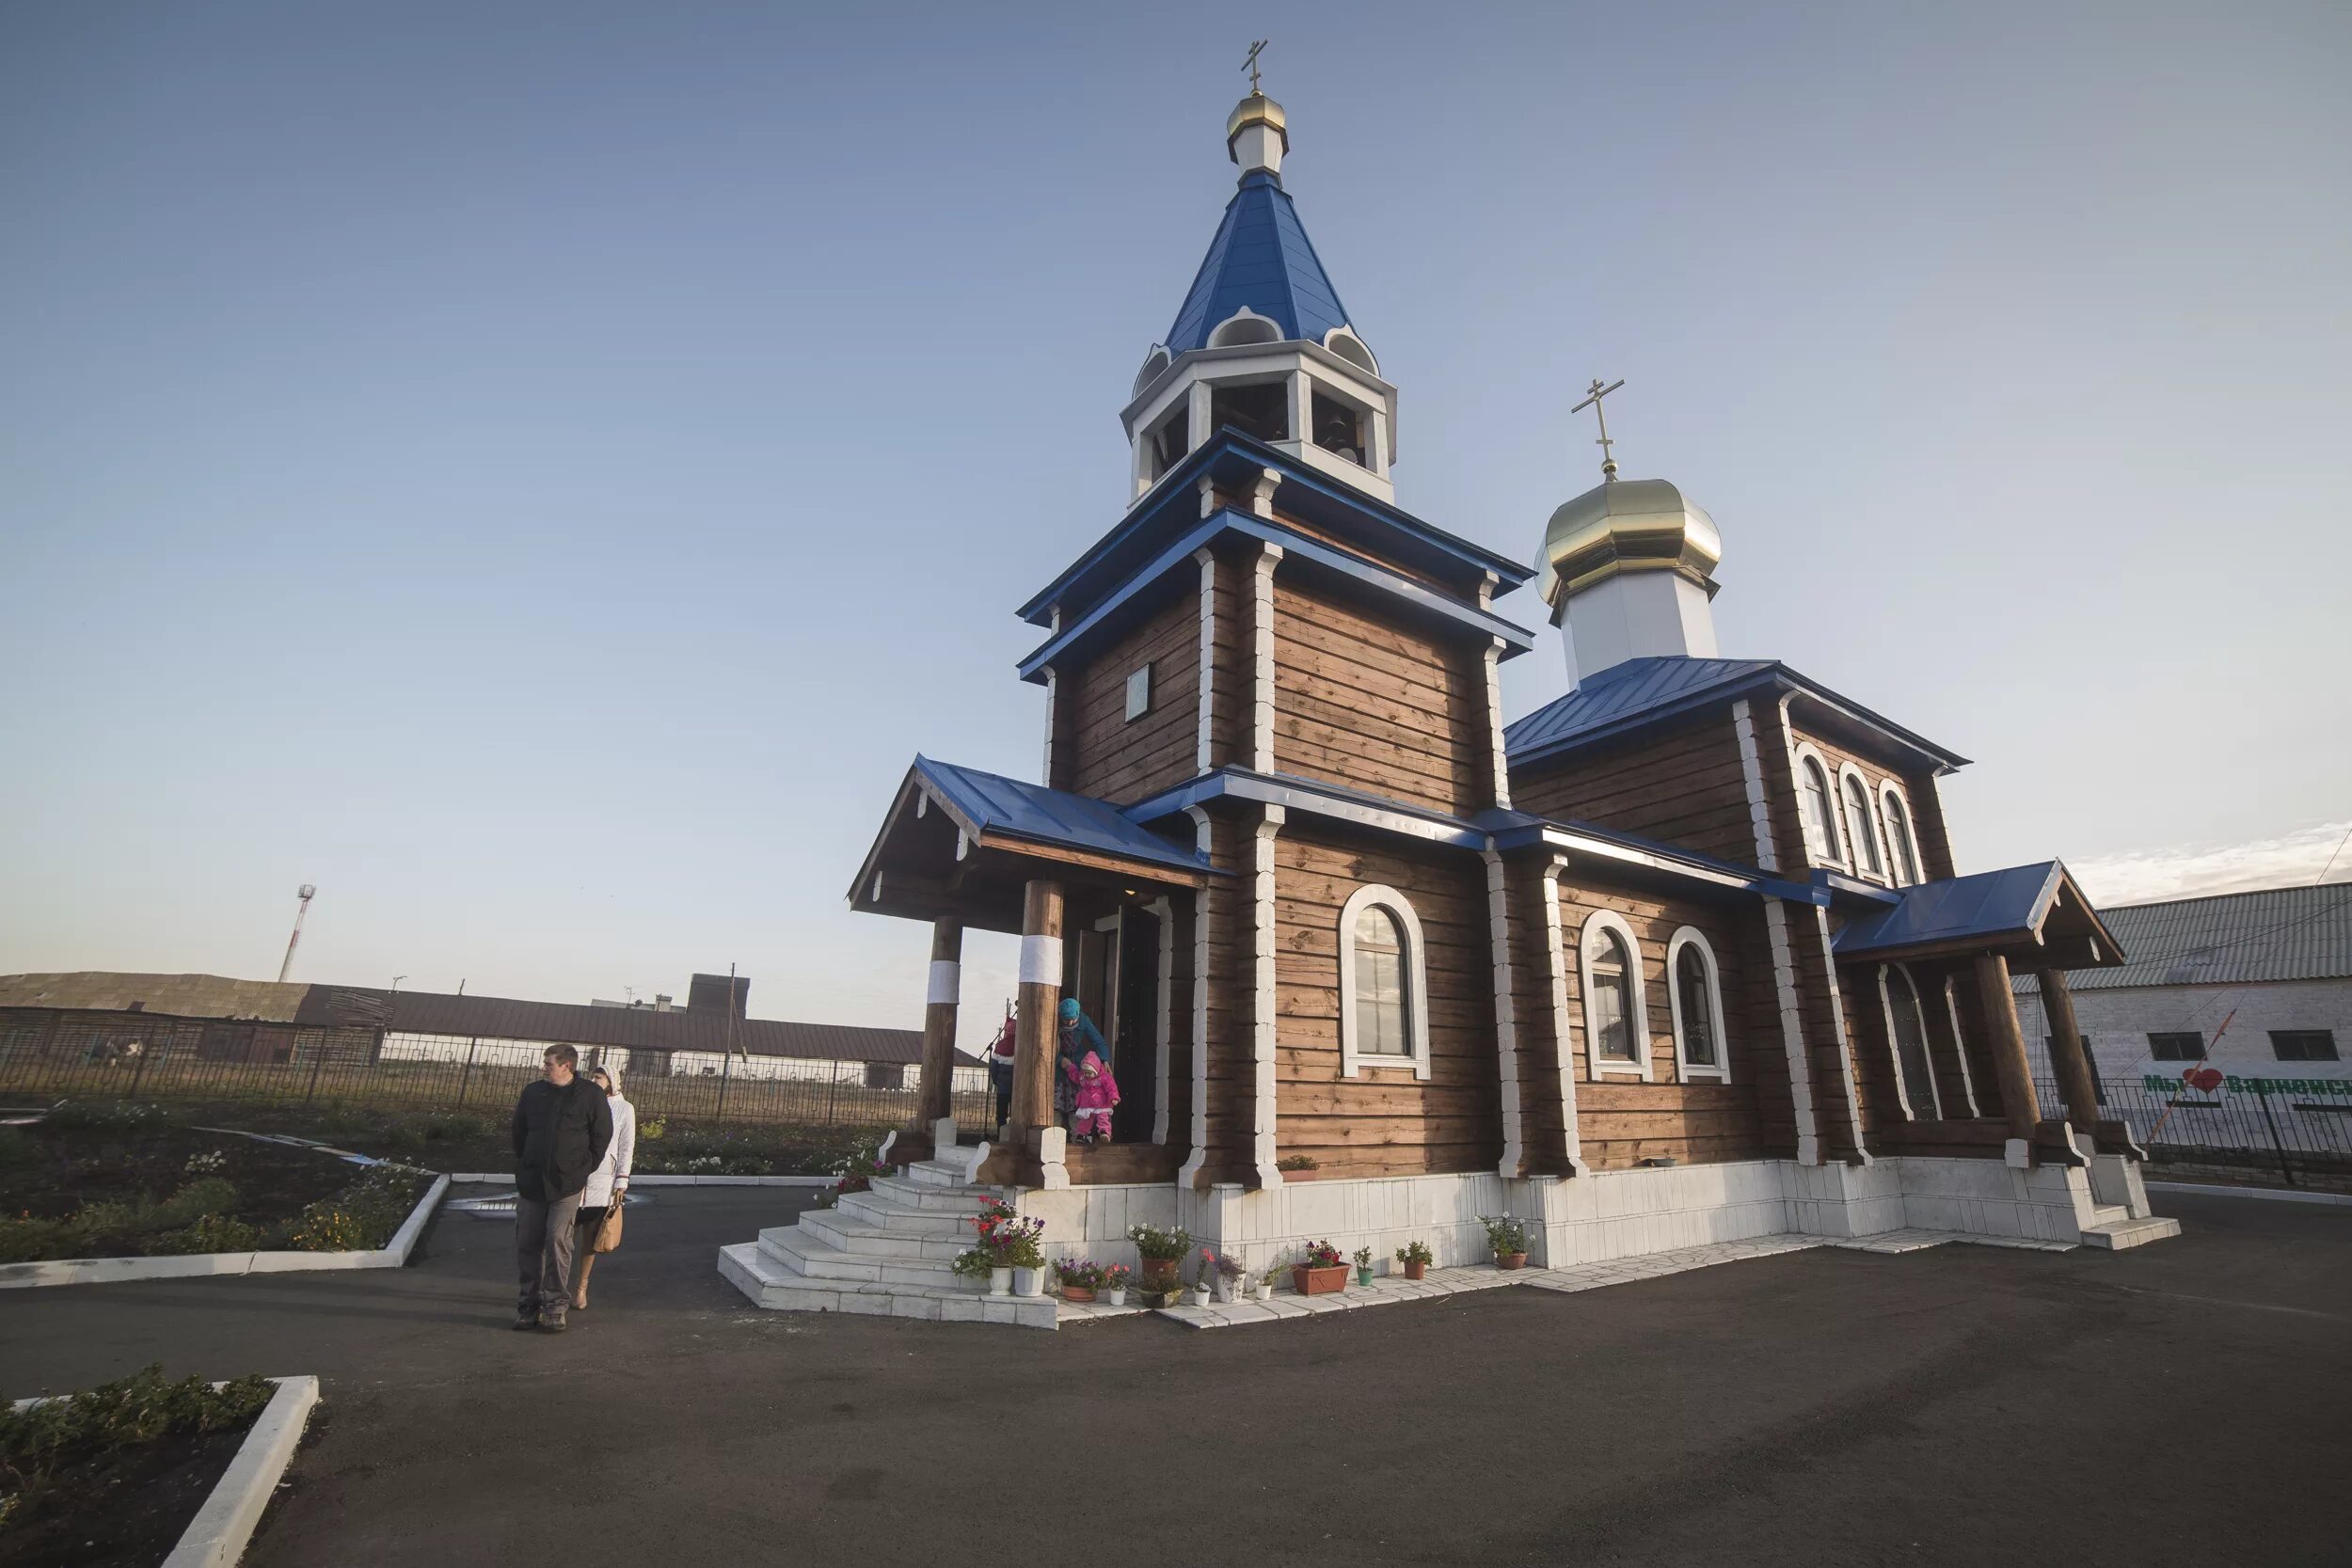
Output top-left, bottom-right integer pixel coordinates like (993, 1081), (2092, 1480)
(3, 1187), (2344, 1566)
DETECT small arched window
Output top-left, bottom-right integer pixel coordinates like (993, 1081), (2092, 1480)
(1207, 309), (1282, 348)
(1580, 912), (1650, 1079)
(1881, 965), (1941, 1118)
(1665, 927), (1730, 1082)
(1800, 753), (1841, 864)
(1880, 785), (1921, 886)
(1338, 884), (1430, 1079)
(1842, 770), (1884, 877)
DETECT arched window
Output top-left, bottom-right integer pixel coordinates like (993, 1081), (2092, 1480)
(1207, 309), (1282, 348)
(1580, 911), (1650, 1080)
(1798, 751), (1841, 865)
(1338, 884), (1430, 1079)
(1880, 964), (1941, 1118)
(1841, 768), (1883, 878)
(1665, 927), (1730, 1082)
(1323, 327), (1378, 374)
(1879, 784), (1922, 886)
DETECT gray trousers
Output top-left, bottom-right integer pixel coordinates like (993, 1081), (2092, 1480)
(516, 1191), (582, 1320)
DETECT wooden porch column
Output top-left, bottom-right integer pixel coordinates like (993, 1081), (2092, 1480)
(1973, 951), (2042, 1143)
(2037, 967), (2100, 1137)
(915, 918), (962, 1128)
(1008, 879), (1067, 1143)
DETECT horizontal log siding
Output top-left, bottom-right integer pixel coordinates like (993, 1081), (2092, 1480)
(1065, 592), (1201, 805)
(1270, 577), (1483, 815)
(1788, 723), (1957, 883)
(1190, 801), (1259, 1186)
(1510, 712), (1756, 863)
(1272, 829), (1501, 1178)
(1554, 882), (1775, 1169)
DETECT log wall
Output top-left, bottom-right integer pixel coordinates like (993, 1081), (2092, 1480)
(1062, 589), (1201, 806)
(1510, 712), (1755, 861)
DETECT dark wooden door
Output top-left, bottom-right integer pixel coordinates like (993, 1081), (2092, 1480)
(1112, 909), (1159, 1143)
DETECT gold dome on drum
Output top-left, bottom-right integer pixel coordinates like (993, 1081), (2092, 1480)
(1536, 478), (1723, 611)
(1227, 92), (1289, 160)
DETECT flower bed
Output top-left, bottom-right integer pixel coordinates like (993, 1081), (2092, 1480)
(0, 1104), (433, 1265)
(0, 1364), (274, 1563)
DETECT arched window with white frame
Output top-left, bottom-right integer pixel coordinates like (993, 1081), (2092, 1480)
(1879, 963), (1941, 1118)
(1665, 927), (1730, 1083)
(1579, 911), (1650, 1080)
(1840, 766), (1884, 879)
(1795, 746), (1843, 866)
(1878, 782), (1923, 887)
(1338, 884), (1430, 1080)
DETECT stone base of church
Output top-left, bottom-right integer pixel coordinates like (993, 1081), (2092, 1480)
(1015, 1154), (2171, 1277)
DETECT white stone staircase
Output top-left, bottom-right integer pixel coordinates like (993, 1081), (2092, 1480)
(717, 1157), (1057, 1328)
(2077, 1203), (2183, 1250)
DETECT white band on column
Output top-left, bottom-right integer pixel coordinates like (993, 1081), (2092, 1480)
(926, 960), (961, 1006)
(1017, 934), (1063, 988)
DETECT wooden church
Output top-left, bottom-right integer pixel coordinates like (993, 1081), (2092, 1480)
(722, 83), (2177, 1323)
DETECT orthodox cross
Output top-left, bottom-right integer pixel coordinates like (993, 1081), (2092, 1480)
(1244, 39), (1269, 94)
(1573, 376), (1626, 480)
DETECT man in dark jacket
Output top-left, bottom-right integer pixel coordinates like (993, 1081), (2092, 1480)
(511, 1044), (612, 1331)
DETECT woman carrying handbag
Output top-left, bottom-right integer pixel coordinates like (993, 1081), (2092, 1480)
(570, 1063), (637, 1311)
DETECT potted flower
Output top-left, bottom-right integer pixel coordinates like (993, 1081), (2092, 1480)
(1213, 1252), (1246, 1303)
(961, 1196), (1025, 1295)
(1184, 1247), (1217, 1307)
(1102, 1263), (1132, 1307)
(950, 1245), (1010, 1297)
(997, 1216), (1048, 1296)
(1055, 1259), (1103, 1302)
(1481, 1214), (1531, 1270)
(1128, 1222), (1194, 1291)
(1253, 1261), (1279, 1303)
(1352, 1245), (1375, 1287)
(1394, 1240), (1433, 1281)
(1294, 1240), (1348, 1296)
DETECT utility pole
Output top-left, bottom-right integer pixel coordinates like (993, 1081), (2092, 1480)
(276, 884), (317, 984)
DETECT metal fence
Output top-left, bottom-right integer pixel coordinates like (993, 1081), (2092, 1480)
(2038, 1075), (2352, 1191)
(0, 1009), (993, 1133)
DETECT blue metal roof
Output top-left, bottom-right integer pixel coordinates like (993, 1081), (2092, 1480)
(1164, 170), (1354, 353)
(1833, 863), (2071, 958)
(913, 757), (1210, 879)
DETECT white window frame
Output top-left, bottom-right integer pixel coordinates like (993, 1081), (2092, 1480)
(1338, 883), (1431, 1080)
(1876, 779), (1924, 887)
(1579, 910), (1652, 1082)
(1664, 927), (1730, 1083)
(1124, 663), (1152, 721)
(1878, 962), (1942, 1119)
(1793, 742), (1846, 870)
(1838, 762), (1886, 882)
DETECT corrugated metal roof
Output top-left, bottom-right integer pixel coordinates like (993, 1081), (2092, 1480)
(1165, 170), (1354, 353)
(1834, 863), (2066, 958)
(1503, 657), (1778, 758)
(0, 972), (309, 1022)
(2014, 882), (2352, 992)
(917, 756), (1211, 878)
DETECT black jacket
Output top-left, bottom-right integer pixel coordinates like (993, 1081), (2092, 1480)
(511, 1078), (614, 1202)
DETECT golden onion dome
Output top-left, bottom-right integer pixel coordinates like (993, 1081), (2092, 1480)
(1535, 477), (1723, 612)
(1227, 92), (1289, 161)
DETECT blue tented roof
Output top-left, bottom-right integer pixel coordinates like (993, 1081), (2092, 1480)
(1164, 170), (1354, 353)
(913, 757), (1210, 879)
(1833, 863), (2090, 959)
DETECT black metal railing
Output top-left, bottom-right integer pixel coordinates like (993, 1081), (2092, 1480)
(2034, 1074), (2352, 1191)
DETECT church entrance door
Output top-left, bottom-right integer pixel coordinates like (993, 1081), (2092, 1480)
(1112, 907), (1160, 1144)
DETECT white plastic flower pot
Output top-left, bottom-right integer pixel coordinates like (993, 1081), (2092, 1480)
(989, 1267), (1012, 1297)
(1011, 1266), (1044, 1298)
(1253, 1283), (1273, 1303)
(1106, 1288), (1126, 1307)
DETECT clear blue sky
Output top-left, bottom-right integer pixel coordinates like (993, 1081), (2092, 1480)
(4, 3), (2346, 1043)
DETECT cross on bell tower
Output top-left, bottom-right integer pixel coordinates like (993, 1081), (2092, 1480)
(1573, 376), (1625, 482)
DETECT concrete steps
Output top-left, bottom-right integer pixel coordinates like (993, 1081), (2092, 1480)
(2078, 1214), (2184, 1250)
(719, 1243), (1056, 1327)
(757, 1227), (966, 1290)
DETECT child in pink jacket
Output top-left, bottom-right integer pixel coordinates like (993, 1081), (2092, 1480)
(1066, 1050), (1120, 1146)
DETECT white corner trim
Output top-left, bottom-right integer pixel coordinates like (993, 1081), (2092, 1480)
(1017, 935), (1064, 988)
(1813, 906), (1872, 1164)
(1483, 850), (1523, 1177)
(1250, 543), (1282, 774)
(926, 959), (961, 1006)
(1482, 637), (1512, 811)
(1041, 667), (1058, 786)
(1539, 855), (1590, 1175)
(1337, 881), (1434, 1082)
(1732, 699), (1782, 874)
(1940, 976), (1983, 1117)
(1578, 909), (1653, 1081)
(1877, 962), (1938, 1119)
(1876, 776), (1927, 887)
(1249, 465), (1280, 518)
(1760, 901), (1820, 1164)
(1789, 736), (1847, 871)
(1195, 546), (1217, 775)
(1250, 805), (1284, 1188)
(1150, 895), (1176, 1147)
(167, 1374), (321, 1568)
(1179, 806), (1214, 1190)
(1836, 761), (1888, 883)
(1664, 927), (1731, 1084)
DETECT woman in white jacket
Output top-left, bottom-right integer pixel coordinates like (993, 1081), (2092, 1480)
(569, 1063), (636, 1310)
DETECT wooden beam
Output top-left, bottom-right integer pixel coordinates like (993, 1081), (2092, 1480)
(2036, 966), (2100, 1137)
(1009, 878), (1065, 1141)
(1974, 951), (2041, 1145)
(915, 919), (962, 1129)
(971, 832), (1209, 888)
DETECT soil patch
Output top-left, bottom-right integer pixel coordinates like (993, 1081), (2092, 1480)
(0, 1422), (248, 1568)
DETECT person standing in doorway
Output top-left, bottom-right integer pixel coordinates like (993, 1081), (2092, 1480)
(568, 1063), (637, 1312)
(1055, 998), (1107, 1132)
(510, 1044), (612, 1333)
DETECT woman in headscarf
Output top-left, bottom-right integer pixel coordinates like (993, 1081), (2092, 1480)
(568, 1062), (636, 1311)
(1055, 998), (1108, 1134)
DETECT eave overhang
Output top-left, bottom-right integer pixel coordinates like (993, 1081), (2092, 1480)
(1831, 861), (2125, 971)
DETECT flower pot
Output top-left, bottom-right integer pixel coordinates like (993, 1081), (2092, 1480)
(1138, 1257), (1180, 1290)
(1497, 1252), (1529, 1271)
(988, 1266), (1012, 1297)
(1011, 1266), (1044, 1297)
(1252, 1282), (1273, 1302)
(1061, 1285), (1095, 1303)
(1402, 1259), (1427, 1280)
(1355, 1266), (1375, 1287)
(1106, 1288), (1127, 1307)
(1293, 1264), (1348, 1296)
(1212, 1275), (1238, 1304)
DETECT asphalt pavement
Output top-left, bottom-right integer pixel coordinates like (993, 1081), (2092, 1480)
(3, 1185), (2345, 1567)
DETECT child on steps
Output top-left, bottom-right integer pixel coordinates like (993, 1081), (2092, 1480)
(1067, 1050), (1120, 1146)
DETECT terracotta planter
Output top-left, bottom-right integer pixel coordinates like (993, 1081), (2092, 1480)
(1061, 1285), (1095, 1303)
(1402, 1259), (1427, 1281)
(1294, 1264), (1349, 1296)
(1138, 1257), (1180, 1290)
(1497, 1252), (1529, 1271)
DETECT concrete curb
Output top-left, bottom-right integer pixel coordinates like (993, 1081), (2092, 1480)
(447, 1173), (834, 1187)
(163, 1374), (320, 1568)
(2148, 1180), (2352, 1208)
(0, 1174), (451, 1291)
